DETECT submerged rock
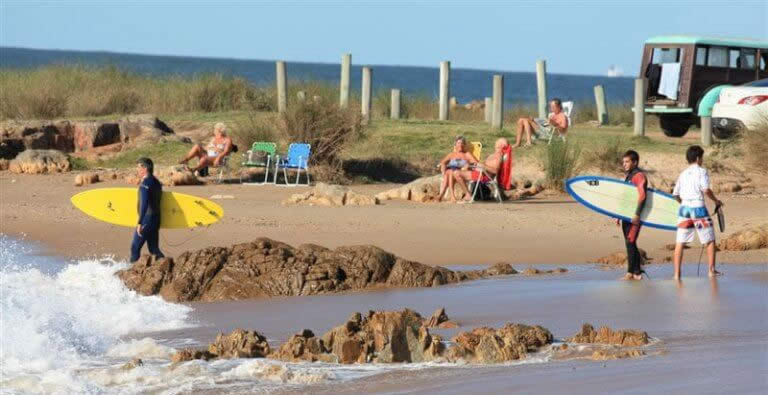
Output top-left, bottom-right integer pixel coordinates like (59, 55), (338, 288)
(568, 323), (649, 347)
(117, 238), (517, 302)
(522, 267), (568, 275)
(170, 328), (270, 363)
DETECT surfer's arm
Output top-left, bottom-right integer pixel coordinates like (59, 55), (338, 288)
(137, 182), (150, 226)
(704, 188), (723, 207)
(632, 173), (648, 219)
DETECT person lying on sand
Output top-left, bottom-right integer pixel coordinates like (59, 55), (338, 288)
(511, 98), (568, 148)
(437, 135), (478, 203)
(178, 122), (233, 174)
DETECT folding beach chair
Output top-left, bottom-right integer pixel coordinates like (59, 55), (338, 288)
(469, 144), (513, 203)
(240, 142), (277, 185)
(274, 143), (311, 186)
(468, 141), (483, 161)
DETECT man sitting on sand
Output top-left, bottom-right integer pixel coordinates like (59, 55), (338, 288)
(511, 98), (568, 148)
(178, 122), (233, 174)
(437, 136), (478, 203)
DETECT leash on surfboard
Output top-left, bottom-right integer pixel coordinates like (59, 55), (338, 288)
(161, 224), (213, 248)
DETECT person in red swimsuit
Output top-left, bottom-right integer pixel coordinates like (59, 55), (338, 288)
(618, 150), (647, 280)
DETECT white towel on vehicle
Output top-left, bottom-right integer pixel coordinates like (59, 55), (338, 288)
(659, 63), (681, 100)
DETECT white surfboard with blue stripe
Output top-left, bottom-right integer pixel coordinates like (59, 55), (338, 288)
(566, 175), (679, 231)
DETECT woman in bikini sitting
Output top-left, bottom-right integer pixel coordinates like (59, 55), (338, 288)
(437, 136), (478, 203)
(179, 122), (233, 173)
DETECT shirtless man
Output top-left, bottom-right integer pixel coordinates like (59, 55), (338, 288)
(454, 138), (510, 200)
(512, 98), (568, 148)
(179, 122), (233, 173)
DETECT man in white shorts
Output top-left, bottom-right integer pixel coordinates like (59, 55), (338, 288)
(672, 145), (724, 279)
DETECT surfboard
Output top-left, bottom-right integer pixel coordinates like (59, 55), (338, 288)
(566, 175), (679, 231)
(71, 187), (224, 229)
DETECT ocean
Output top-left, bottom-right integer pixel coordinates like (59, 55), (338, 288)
(0, 47), (635, 107)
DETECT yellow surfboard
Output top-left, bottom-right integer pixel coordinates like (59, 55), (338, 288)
(71, 187), (224, 229)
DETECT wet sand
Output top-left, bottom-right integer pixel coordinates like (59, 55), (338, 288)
(140, 264), (768, 394)
(2, 172), (767, 266)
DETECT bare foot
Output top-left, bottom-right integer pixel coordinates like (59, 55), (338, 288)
(708, 270), (723, 277)
(673, 274), (681, 280)
(510, 143), (520, 149)
(633, 274), (643, 280)
(620, 273), (634, 281)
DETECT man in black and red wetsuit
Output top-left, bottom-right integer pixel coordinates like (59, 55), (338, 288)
(618, 150), (647, 280)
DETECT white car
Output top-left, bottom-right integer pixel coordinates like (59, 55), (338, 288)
(712, 79), (768, 138)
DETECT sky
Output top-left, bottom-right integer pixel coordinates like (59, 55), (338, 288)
(1, 0), (766, 76)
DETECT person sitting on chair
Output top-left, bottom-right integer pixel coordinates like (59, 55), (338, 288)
(437, 135), (478, 203)
(179, 122), (233, 174)
(454, 138), (510, 200)
(511, 98), (568, 148)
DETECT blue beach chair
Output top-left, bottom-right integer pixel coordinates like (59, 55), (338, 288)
(274, 143), (311, 186)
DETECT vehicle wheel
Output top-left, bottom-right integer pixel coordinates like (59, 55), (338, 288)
(659, 114), (693, 137)
(712, 126), (738, 140)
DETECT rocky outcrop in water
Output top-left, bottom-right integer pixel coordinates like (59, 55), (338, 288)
(171, 328), (270, 363)
(117, 238), (518, 302)
(446, 324), (553, 364)
(568, 323), (649, 347)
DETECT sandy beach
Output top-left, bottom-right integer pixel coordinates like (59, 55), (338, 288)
(2, 172), (766, 266)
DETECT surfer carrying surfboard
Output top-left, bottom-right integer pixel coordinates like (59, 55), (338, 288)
(618, 150), (647, 280)
(131, 157), (165, 262)
(672, 146), (723, 279)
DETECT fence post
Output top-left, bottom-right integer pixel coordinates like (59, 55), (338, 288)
(536, 60), (547, 119)
(492, 74), (504, 130)
(340, 53), (351, 108)
(701, 116), (713, 147)
(484, 97), (492, 123)
(361, 67), (372, 124)
(297, 91), (306, 102)
(276, 61), (287, 113)
(439, 61), (450, 120)
(391, 89), (401, 120)
(633, 78), (646, 137)
(594, 85), (608, 125)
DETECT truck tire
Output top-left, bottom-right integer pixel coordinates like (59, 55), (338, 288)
(659, 114), (693, 137)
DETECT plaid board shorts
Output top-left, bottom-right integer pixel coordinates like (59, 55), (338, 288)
(676, 205), (715, 244)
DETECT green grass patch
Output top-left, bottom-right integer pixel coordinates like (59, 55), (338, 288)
(82, 141), (192, 170)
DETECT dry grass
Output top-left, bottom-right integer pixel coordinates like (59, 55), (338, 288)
(742, 115), (768, 175)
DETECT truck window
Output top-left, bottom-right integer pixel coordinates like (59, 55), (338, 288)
(740, 49), (756, 69)
(651, 48), (680, 64)
(708, 47), (727, 67)
(695, 47), (707, 65)
(761, 53), (767, 71)
(728, 49), (742, 68)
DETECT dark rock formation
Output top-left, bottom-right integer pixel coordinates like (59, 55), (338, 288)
(117, 238), (518, 302)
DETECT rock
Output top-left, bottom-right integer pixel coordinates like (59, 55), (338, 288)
(568, 323), (649, 346)
(717, 224), (768, 251)
(269, 330), (337, 363)
(171, 348), (215, 363)
(208, 329), (271, 359)
(484, 262), (518, 276)
(120, 358), (143, 371)
(283, 183), (378, 206)
(592, 249), (651, 266)
(270, 309), (445, 364)
(463, 100), (485, 111)
(117, 238), (515, 302)
(590, 349), (645, 360)
(155, 165), (201, 186)
(522, 267), (568, 275)
(424, 307), (451, 328)
(0, 159), (8, 170)
(446, 323), (553, 364)
(713, 182), (742, 193)
(8, 149), (71, 174)
(74, 172), (100, 186)
(376, 175), (442, 203)
(0, 120), (75, 159)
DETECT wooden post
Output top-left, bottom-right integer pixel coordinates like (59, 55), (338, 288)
(633, 78), (646, 137)
(484, 97), (492, 123)
(340, 53), (351, 108)
(439, 61), (450, 120)
(492, 74), (504, 130)
(276, 61), (287, 113)
(536, 60), (547, 119)
(594, 85), (608, 125)
(391, 89), (401, 120)
(701, 116), (713, 147)
(297, 91), (306, 102)
(361, 67), (372, 124)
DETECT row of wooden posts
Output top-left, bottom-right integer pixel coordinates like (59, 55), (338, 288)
(274, 55), (713, 146)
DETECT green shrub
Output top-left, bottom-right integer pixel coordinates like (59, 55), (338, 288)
(542, 139), (581, 191)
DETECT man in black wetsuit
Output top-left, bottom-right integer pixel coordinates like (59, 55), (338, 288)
(618, 150), (647, 280)
(131, 157), (164, 262)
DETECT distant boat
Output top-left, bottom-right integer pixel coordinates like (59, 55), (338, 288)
(606, 65), (623, 77)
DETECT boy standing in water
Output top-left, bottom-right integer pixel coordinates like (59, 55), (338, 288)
(131, 157), (164, 262)
(618, 150), (647, 280)
(672, 145), (723, 279)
